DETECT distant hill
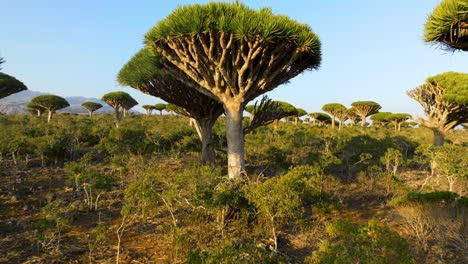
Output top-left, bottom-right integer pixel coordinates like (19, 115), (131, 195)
(0, 90), (126, 115)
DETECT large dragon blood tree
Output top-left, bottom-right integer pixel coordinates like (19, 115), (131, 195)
(407, 72), (468, 146)
(81, 102), (103, 118)
(144, 2), (321, 178)
(350, 101), (381, 128)
(118, 48), (224, 165)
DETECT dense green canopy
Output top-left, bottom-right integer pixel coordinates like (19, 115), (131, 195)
(426, 71), (468, 104)
(101, 91), (136, 109)
(81, 102), (103, 111)
(145, 2), (320, 52)
(308, 112), (332, 123)
(370, 112), (393, 126)
(31, 95), (69, 111)
(142, 105), (156, 110)
(424, 0), (468, 51)
(154, 103), (166, 111)
(0, 72), (28, 99)
(117, 48), (224, 121)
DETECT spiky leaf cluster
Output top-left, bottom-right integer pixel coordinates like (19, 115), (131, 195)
(118, 48), (223, 120)
(424, 0), (468, 51)
(426, 71), (468, 104)
(322, 103), (347, 116)
(387, 113), (411, 122)
(30, 95), (69, 111)
(145, 2), (321, 52)
(244, 96), (297, 133)
(81, 102), (103, 112)
(0, 72), (28, 99)
(101, 91), (136, 109)
(0, 57), (4, 70)
(144, 2), (321, 106)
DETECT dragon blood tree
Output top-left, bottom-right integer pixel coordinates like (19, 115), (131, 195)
(121, 96), (138, 117)
(30, 95), (69, 123)
(117, 48), (224, 165)
(244, 96), (298, 134)
(0, 72), (27, 99)
(142, 105), (157, 116)
(424, 0), (468, 52)
(407, 72), (468, 146)
(370, 112), (392, 128)
(26, 102), (46, 116)
(322, 103), (347, 130)
(293, 108), (307, 125)
(144, 2), (321, 178)
(308, 112), (331, 127)
(350, 101), (381, 128)
(347, 108), (360, 125)
(154, 103), (166, 115)
(388, 113), (412, 132)
(101, 91), (136, 128)
(81, 102), (103, 118)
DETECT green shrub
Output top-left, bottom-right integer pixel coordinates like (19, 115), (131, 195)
(389, 191), (467, 207)
(305, 219), (413, 264)
(187, 242), (286, 264)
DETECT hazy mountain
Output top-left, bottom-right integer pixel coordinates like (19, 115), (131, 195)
(0, 90), (129, 115)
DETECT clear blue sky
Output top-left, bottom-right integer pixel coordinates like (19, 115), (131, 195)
(1, 0), (467, 116)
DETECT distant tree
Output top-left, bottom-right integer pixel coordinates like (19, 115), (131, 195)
(25, 108), (37, 116)
(322, 103), (347, 129)
(26, 102), (46, 116)
(30, 95), (70, 123)
(121, 96), (138, 117)
(346, 108), (360, 126)
(293, 108), (307, 125)
(424, 0), (468, 52)
(370, 112), (392, 127)
(244, 96), (297, 134)
(0, 72), (27, 99)
(407, 72), (468, 146)
(154, 103), (166, 115)
(387, 113), (412, 132)
(308, 112), (332, 127)
(81, 102), (103, 118)
(144, 1), (321, 178)
(142, 105), (157, 116)
(101, 91), (136, 128)
(351, 101), (381, 128)
(117, 48), (224, 165)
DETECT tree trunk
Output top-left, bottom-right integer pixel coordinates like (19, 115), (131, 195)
(294, 117), (298, 125)
(36, 110), (41, 116)
(397, 122), (401, 132)
(114, 108), (121, 128)
(224, 103), (245, 179)
(47, 110), (52, 123)
(88, 111), (93, 118)
(122, 108), (128, 117)
(146, 109), (151, 116)
(360, 115), (366, 129)
(432, 128), (445, 146)
(197, 119), (216, 166)
(159, 110), (162, 115)
(331, 115), (336, 129)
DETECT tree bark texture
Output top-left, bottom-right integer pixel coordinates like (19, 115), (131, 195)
(114, 107), (121, 128)
(431, 128), (445, 146)
(224, 103), (245, 179)
(47, 110), (52, 123)
(196, 118), (217, 166)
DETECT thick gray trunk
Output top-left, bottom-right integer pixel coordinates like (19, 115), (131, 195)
(88, 111), (93, 118)
(197, 119), (216, 166)
(432, 128), (445, 146)
(224, 104), (245, 179)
